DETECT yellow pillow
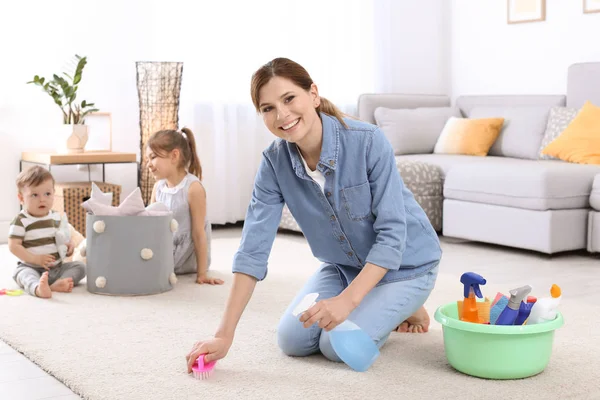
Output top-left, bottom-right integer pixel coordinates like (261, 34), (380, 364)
(434, 117), (504, 156)
(542, 101), (600, 164)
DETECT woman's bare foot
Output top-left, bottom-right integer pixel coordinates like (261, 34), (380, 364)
(50, 278), (74, 293)
(396, 306), (430, 333)
(35, 272), (52, 298)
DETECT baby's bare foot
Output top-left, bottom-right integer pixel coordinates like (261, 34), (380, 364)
(396, 306), (430, 333)
(35, 272), (52, 298)
(50, 278), (74, 293)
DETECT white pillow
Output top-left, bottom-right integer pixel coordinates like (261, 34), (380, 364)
(82, 186), (173, 216)
(81, 183), (110, 214)
(82, 187), (145, 216)
(90, 182), (113, 205)
(374, 106), (461, 155)
(138, 201), (172, 216)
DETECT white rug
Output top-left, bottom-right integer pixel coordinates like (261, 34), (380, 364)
(1, 228), (599, 400)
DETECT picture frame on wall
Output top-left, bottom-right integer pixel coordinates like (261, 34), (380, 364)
(584, 0), (600, 13)
(507, 0), (546, 24)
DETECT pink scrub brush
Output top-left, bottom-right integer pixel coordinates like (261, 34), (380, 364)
(192, 354), (216, 380)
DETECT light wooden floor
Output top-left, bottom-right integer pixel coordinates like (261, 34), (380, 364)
(0, 340), (79, 399)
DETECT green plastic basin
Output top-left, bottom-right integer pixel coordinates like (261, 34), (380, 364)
(434, 302), (564, 379)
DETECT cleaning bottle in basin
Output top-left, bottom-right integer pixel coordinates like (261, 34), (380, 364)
(527, 284), (562, 324)
(495, 285), (532, 325)
(292, 293), (380, 372)
(460, 272), (487, 323)
(514, 297), (536, 325)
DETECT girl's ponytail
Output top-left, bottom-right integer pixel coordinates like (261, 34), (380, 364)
(181, 127), (202, 180)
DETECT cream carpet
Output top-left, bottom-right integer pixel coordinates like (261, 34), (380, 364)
(1, 227), (599, 400)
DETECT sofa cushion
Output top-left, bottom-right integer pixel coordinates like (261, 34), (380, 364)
(396, 160), (443, 197)
(456, 95), (566, 116)
(541, 101), (600, 165)
(588, 211), (600, 253)
(374, 106), (461, 155)
(468, 106), (552, 160)
(396, 160), (444, 231)
(396, 154), (512, 177)
(358, 94), (451, 125)
(443, 158), (600, 210)
(591, 174), (600, 211)
(433, 117), (504, 156)
(538, 106), (579, 160)
(567, 62), (600, 109)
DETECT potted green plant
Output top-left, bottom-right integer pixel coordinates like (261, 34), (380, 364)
(28, 54), (99, 154)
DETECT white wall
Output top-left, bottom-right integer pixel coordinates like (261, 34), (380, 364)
(450, 0), (600, 97)
(374, 0), (450, 95)
(0, 0), (157, 242)
(0, 0), (449, 243)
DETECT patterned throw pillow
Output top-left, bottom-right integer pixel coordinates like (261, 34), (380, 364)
(538, 106), (579, 160)
(541, 101), (600, 164)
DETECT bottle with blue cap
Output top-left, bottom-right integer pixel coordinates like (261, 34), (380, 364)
(460, 272), (487, 323)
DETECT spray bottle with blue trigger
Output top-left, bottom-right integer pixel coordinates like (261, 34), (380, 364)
(460, 272), (487, 323)
(495, 285), (533, 325)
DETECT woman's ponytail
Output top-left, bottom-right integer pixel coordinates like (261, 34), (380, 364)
(317, 97), (348, 128)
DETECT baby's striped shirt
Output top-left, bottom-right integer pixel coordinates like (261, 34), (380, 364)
(9, 210), (61, 261)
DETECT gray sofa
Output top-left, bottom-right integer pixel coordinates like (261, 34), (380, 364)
(279, 62), (600, 255)
(590, 175), (600, 253)
(356, 62), (600, 254)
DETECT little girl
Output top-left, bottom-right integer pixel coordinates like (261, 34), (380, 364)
(147, 127), (223, 285)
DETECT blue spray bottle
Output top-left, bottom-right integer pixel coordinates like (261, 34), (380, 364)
(495, 285), (532, 325)
(292, 293), (380, 372)
(460, 272), (486, 323)
(514, 301), (534, 325)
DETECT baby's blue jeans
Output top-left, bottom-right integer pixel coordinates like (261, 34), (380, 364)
(277, 262), (439, 362)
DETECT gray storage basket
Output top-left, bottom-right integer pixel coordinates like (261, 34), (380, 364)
(86, 214), (175, 296)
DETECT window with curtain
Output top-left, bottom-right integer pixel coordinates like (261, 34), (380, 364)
(148, 0), (388, 224)
(151, 0), (377, 105)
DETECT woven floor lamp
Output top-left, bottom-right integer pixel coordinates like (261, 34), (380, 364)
(136, 61), (184, 205)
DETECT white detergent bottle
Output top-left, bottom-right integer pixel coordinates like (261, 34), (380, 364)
(527, 284), (562, 324)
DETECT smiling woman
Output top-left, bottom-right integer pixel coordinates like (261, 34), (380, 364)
(250, 59), (350, 170)
(185, 57), (442, 373)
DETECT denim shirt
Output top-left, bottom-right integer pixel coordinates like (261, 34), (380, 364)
(233, 113), (442, 286)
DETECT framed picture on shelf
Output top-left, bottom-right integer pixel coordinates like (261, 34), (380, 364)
(507, 0), (546, 24)
(584, 0), (600, 13)
(84, 112), (113, 151)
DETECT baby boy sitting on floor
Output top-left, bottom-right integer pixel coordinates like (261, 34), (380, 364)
(8, 166), (86, 298)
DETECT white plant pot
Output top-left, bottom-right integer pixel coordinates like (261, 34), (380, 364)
(59, 124), (89, 154)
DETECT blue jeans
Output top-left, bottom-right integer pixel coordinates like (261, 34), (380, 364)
(277, 263), (439, 362)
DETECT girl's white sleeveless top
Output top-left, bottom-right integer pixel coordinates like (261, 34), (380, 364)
(155, 173), (211, 274)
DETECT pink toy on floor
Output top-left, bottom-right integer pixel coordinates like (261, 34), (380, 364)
(192, 354), (217, 380)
